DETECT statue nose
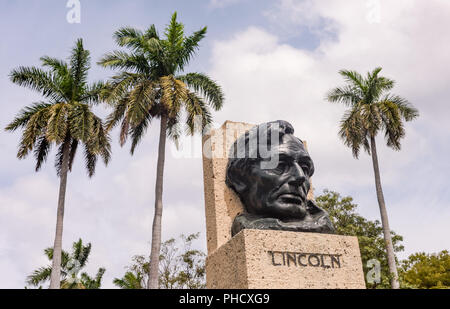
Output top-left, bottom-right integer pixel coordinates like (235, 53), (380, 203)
(288, 162), (306, 186)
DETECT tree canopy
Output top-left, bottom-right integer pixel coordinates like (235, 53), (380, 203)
(114, 233), (205, 289)
(6, 39), (111, 177)
(27, 239), (106, 289)
(400, 250), (450, 289)
(326, 67), (419, 158)
(316, 189), (404, 288)
(98, 12), (224, 152)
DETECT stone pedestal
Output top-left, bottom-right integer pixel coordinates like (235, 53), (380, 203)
(206, 229), (366, 289)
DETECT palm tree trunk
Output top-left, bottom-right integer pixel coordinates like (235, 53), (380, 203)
(148, 115), (168, 289)
(370, 136), (400, 289)
(49, 139), (71, 289)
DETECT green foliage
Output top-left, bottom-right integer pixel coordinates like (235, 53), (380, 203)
(98, 12), (224, 151)
(399, 251), (450, 289)
(316, 190), (404, 288)
(113, 263), (146, 289)
(27, 239), (106, 289)
(159, 233), (206, 289)
(114, 233), (206, 289)
(5, 39), (111, 177)
(326, 67), (419, 158)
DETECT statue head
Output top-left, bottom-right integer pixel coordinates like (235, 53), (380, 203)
(226, 120), (334, 236)
(226, 120), (314, 219)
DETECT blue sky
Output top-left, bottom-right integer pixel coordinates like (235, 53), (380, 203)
(1, 0), (449, 288)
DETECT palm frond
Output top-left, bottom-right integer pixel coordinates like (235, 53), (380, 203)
(119, 109), (131, 147)
(86, 115), (111, 165)
(164, 12), (185, 73)
(127, 80), (156, 125)
(80, 81), (106, 105)
(365, 67), (394, 103)
(105, 96), (129, 132)
(40, 56), (69, 77)
(55, 137), (71, 177)
(339, 69), (366, 92)
(26, 266), (52, 286)
(101, 72), (142, 104)
(33, 135), (51, 172)
(326, 85), (362, 107)
(160, 75), (187, 119)
(114, 27), (144, 50)
(46, 103), (69, 143)
(177, 73), (224, 110)
(168, 122), (182, 148)
(339, 108), (366, 158)
(177, 27), (207, 71)
(80, 267), (105, 289)
(70, 39), (91, 100)
(145, 24), (160, 40)
(113, 272), (143, 289)
(72, 239), (91, 267)
(9, 66), (67, 102)
(68, 103), (92, 142)
(95, 267), (106, 284)
(17, 106), (51, 159)
(360, 103), (382, 137)
(382, 94), (419, 121)
(83, 142), (98, 177)
(98, 51), (151, 74)
(68, 138), (79, 171)
(5, 102), (51, 132)
(130, 113), (152, 155)
(165, 12), (184, 51)
(184, 91), (212, 135)
(44, 248), (53, 260)
(378, 100), (405, 151)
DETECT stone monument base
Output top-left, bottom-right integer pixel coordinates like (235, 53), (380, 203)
(206, 229), (366, 289)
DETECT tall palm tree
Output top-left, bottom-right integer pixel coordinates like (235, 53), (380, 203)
(326, 67), (419, 289)
(99, 12), (224, 289)
(27, 239), (106, 289)
(5, 39), (111, 289)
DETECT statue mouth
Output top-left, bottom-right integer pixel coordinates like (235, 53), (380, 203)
(277, 193), (304, 205)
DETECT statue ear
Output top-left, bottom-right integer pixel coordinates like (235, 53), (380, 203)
(230, 176), (247, 193)
(226, 168), (248, 194)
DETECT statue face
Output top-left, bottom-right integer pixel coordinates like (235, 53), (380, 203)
(240, 134), (314, 220)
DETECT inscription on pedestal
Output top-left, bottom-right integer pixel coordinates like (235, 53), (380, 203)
(268, 251), (341, 269)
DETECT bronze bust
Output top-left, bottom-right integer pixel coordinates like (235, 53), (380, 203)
(226, 120), (335, 236)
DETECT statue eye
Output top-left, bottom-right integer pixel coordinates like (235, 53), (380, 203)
(275, 161), (289, 172)
(300, 163), (310, 174)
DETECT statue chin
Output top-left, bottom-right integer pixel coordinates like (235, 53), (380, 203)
(231, 200), (335, 237)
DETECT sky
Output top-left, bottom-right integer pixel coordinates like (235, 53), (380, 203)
(0, 0), (449, 289)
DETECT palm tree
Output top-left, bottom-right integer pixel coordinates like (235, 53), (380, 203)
(27, 239), (106, 289)
(98, 12), (224, 289)
(5, 39), (111, 289)
(113, 272), (145, 289)
(326, 67), (419, 289)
